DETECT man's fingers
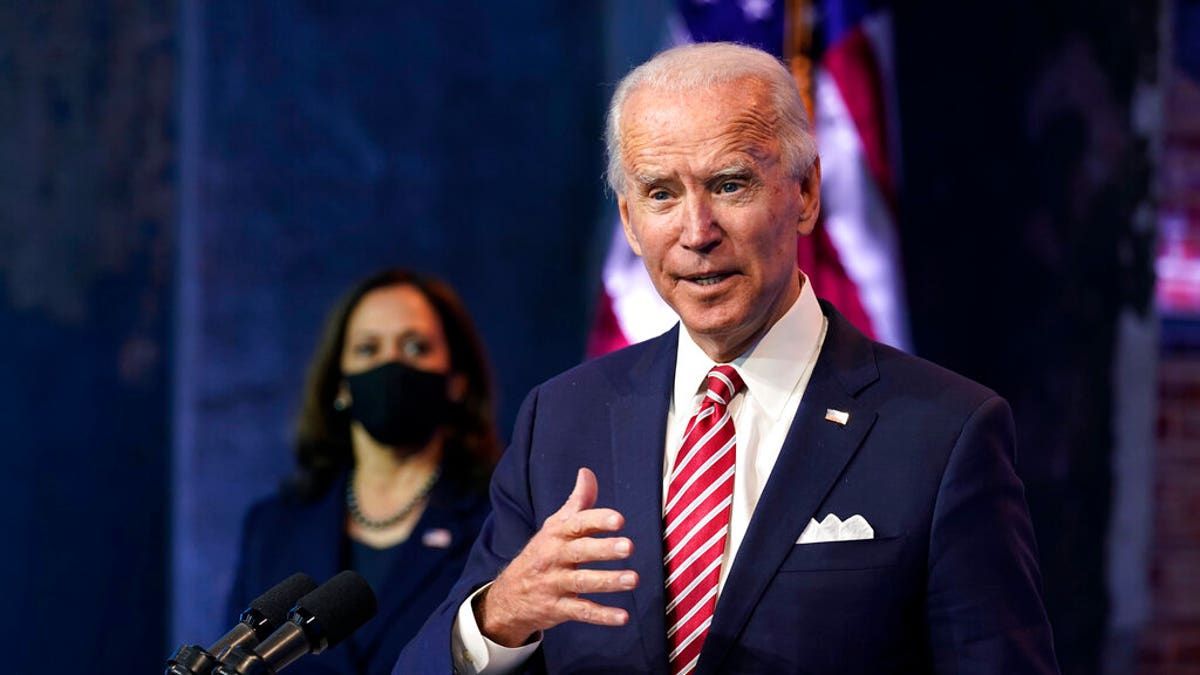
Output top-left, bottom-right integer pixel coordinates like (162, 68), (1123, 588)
(548, 467), (623, 538)
(553, 596), (630, 627)
(562, 467), (599, 514)
(564, 536), (633, 564)
(559, 568), (639, 595)
(552, 507), (625, 539)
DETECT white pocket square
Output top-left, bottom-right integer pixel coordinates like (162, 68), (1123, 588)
(796, 513), (875, 544)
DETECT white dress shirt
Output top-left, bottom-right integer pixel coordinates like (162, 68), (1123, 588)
(452, 275), (828, 674)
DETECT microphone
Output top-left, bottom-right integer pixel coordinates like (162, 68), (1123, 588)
(166, 572), (318, 675)
(215, 570), (378, 675)
(210, 572), (321, 657)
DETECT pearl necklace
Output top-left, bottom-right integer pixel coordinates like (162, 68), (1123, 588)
(346, 466), (441, 530)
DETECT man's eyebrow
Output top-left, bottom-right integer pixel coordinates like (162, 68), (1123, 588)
(706, 162), (757, 183)
(633, 173), (670, 186)
(710, 163), (753, 178)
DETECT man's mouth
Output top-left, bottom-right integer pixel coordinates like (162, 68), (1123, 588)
(686, 273), (732, 286)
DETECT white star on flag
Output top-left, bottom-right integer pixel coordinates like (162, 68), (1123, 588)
(739, 0), (774, 21)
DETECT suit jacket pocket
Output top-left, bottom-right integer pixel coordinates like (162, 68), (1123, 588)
(777, 534), (908, 572)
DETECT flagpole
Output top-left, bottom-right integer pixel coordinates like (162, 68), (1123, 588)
(784, 0), (816, 122)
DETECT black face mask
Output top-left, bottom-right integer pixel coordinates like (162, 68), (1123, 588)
(344, 361), (452, 449)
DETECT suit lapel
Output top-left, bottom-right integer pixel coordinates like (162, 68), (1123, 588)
(273, 474), (355, 672)
(699, 303), (880, 674)
(609, 328), (678, 673)
(300, 473), (349, 585)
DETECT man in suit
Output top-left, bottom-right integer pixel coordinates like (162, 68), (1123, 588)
(394, 42), (1058, 674)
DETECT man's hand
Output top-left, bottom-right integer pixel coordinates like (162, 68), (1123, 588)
(475, 467), (638, 647)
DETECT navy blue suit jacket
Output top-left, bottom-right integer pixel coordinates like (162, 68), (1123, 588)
(394, 302), (1057, 674)
(229, 469), (490, 675)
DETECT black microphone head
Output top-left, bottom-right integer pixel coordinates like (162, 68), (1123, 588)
(209, 572), (321, 660)
(291, 571), (378, 651)
(246, 573), (319, 627)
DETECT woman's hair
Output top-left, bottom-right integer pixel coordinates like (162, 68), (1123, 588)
(291, 269), (500, 499)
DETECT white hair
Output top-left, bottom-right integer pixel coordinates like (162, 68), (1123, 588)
(605, 42), (818, 194)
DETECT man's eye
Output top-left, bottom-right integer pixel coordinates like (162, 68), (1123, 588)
(353, 343), (377, 357)
(717, 182), (741, 194)
(649, 190), (670, 201)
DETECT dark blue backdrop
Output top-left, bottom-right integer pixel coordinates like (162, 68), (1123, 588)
(0, 2), (174, 672)
(172, 0), (617, 652)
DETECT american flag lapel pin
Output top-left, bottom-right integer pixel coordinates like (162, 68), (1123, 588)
(824, 408), (850, 426)
(422, 528), (452, 548)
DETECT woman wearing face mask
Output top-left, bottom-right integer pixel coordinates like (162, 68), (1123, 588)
(227, 269), (500, 675)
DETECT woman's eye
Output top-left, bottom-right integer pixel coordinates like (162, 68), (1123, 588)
(403, 340), (431, 358)
(352, 343), (377, 357)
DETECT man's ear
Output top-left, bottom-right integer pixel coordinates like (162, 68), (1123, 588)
(796, 157), (822, 237)
(617, 193), (643, 256)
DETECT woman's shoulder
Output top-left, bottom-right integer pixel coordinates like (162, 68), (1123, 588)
(242, 471), (347, 529)
(433, 465), (490, 514)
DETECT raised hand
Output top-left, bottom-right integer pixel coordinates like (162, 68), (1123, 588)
(475, 467), (638, 647)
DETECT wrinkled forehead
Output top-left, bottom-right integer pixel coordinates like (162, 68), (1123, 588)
(622, 75), (775, 125)
(619, 78), (782, 170)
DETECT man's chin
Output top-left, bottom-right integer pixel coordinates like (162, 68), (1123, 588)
(679, 314), (759, 354)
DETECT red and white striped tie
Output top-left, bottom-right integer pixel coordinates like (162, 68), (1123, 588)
(663, 365), (745, 675)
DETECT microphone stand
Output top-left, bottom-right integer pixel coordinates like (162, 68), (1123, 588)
(165, 643), (219, 675)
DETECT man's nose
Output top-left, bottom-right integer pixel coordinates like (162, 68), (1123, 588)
(679, 195), (721, 253)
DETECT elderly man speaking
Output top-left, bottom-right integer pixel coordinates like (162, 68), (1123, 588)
(394, 42), (1058, 675)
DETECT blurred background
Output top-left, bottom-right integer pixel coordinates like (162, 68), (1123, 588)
(0, 0), (1197, 673)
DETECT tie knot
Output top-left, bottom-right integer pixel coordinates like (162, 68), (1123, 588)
(703, 365), (745, 407)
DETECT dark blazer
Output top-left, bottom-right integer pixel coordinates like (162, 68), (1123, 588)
(394, 302), (1058, 674)
(229, 467), (490, 675)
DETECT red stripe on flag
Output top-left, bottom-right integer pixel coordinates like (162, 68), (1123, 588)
(822, 26), (897, 210)
(587, 288), (630, 358)
(798, 223), (877, 339)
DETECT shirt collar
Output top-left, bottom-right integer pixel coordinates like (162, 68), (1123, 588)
(674, 273), (825, 421)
